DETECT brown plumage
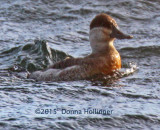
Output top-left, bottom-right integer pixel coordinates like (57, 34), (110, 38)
(90, 13), (118, 30)
(29, 13), (132, 81)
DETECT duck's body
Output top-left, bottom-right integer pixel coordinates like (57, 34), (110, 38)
(29, 13), (132, 81)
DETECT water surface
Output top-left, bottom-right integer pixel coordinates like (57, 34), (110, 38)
(0, 0), (160, 129)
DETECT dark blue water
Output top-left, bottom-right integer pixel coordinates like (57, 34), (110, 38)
(0, 0), (160, 129)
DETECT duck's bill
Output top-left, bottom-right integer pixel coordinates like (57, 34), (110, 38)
(110, 25), (133, 39)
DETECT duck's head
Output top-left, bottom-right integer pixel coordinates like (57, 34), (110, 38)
(89, 13), (133, 53)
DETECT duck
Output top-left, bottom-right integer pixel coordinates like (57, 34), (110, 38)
(29, 13), (133, 81)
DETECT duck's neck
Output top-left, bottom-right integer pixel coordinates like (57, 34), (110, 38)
(90, 40), (115, 54)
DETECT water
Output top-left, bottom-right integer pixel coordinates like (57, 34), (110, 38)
(0, 0), (160, 129)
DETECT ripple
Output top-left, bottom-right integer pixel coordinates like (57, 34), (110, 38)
(120, 46), (160, 58)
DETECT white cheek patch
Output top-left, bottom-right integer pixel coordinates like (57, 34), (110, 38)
(89, 27), (112, 42)
(102, 28), (112, 35)
(89, 27), (114, 53)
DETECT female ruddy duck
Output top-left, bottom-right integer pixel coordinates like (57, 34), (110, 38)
(29, 13), (133, 81)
